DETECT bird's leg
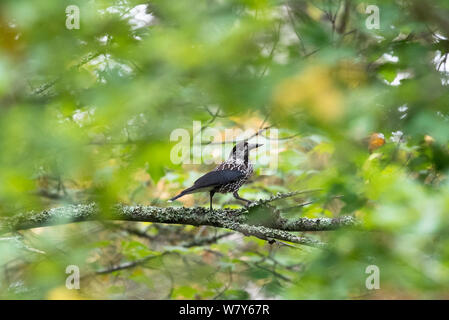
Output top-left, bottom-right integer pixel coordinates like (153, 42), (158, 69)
(233, 191), (252, 206)
(209, 190), (215, 211)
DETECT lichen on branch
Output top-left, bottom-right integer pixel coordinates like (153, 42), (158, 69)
(0, 197), (359, 248)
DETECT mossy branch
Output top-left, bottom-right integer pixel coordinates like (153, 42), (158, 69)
(0, 201), (359, 248)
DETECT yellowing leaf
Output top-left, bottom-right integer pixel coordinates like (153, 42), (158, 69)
(334, 60), (367, 88)
(47, 286), (85, 300)
(272, 65), (344, 123)
(368, 133), (386, 153)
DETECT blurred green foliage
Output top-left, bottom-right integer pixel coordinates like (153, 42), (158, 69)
(0, 0), (449, 299)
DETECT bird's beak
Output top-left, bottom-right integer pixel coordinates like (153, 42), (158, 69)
(248, 143), (263, 150)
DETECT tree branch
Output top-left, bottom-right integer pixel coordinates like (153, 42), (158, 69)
(0, 202), (359, 248)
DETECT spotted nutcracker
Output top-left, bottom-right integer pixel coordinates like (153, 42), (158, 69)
(169, 141), (262, 210)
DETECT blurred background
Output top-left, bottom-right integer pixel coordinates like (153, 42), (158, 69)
(0, 0), (449, 299)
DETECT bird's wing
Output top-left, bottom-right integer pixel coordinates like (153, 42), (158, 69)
(193, 170), (244, 189)
(169, 169), (244, 201)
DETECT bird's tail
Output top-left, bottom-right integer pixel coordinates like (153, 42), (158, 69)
(168, 186), (196, 202)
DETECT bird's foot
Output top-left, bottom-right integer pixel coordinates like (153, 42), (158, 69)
(244, 201), (254, 208)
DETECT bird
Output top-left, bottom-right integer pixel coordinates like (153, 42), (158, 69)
(169, 141), (262, 210)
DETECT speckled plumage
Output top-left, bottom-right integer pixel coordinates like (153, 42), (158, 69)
(213, 160), (253, 193)
(170, 141), (262, 210)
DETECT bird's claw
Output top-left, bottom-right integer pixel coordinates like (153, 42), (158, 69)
(244, 201), (254, 208)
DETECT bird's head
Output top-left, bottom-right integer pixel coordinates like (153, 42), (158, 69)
(229, 141), (263, 162)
